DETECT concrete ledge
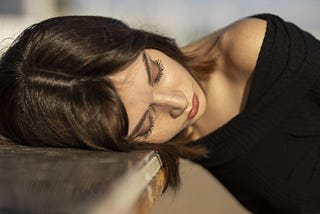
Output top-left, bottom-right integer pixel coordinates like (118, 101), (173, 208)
(0, 140), (164, 214)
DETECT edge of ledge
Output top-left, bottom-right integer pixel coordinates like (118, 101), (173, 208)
(91, 150), (163, 214)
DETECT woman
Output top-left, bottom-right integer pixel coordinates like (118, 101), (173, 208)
(0, 14), (320, 213)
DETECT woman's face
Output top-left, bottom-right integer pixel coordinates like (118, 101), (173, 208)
(110, 49), (206, 144)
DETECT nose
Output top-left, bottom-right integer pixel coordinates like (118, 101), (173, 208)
(153, 90), (188, 118)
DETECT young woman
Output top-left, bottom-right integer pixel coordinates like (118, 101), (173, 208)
(0, 14), (319, 213)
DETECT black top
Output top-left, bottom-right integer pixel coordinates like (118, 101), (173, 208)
(191, 14), (320, 214)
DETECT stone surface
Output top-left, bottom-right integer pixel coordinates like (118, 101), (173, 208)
(0, 140), (164, 214)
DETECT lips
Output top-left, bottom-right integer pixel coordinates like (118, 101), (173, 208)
(187, 93), (199, 120)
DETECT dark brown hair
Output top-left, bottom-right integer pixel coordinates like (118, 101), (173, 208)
(0, 16), (209, 191)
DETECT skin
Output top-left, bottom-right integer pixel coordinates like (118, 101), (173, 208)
(110, 49), (207, 144)
(185, 18), (267, 139)
(111, 17), (267, 143)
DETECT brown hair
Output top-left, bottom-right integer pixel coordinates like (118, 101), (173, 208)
(0, 16), (211, 191)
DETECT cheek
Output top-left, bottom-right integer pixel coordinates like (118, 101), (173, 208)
(170, 66), (187, 79)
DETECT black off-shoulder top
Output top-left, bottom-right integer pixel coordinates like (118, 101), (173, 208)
(191, 14), (320, 214)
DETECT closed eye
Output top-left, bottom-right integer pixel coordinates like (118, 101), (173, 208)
(136, 106), (156, 140)
(151, 58), (164, 84)
(141, 113), (155, 139)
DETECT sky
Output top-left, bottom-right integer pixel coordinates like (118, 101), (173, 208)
(66, 0), (320, 45)
(1, 0), (320, 47)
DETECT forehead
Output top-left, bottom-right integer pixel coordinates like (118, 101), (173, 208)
(109, 52), (149, 135)
(109, 53), (144, 87)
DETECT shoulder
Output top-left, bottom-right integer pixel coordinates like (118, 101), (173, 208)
(218, 17), (267, 76)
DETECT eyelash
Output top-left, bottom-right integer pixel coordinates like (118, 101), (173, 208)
(142, 114), (155, 139)
(152, 59), (164, 84)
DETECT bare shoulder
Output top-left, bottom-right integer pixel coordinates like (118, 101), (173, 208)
(181, 27), (226, 55)
(219, 17), (267, 75)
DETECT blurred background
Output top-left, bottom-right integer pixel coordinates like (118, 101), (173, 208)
(1, 0), (319, 213)
(1, 0), (320, 49)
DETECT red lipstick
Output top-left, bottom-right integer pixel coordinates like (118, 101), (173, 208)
(188, 93), (199, 120)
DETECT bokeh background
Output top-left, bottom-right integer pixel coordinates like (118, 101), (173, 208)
(1, 0), (320, 49)
(1, 1), (319, 213)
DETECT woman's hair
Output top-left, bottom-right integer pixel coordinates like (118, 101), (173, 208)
(0, 16), (211, 190)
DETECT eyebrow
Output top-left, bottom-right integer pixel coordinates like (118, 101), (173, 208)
(130, 52), (152, 138)
(143, 52), (152, 85)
